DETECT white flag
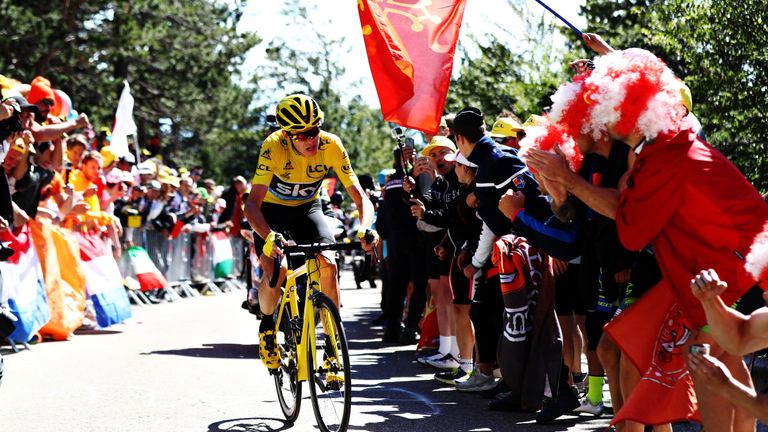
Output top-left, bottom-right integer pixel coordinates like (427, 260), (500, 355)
(111, 81), (137, 156)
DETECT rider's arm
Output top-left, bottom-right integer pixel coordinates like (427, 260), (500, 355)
(245, 184), (272, 240)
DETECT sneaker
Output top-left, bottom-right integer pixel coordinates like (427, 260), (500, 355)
(480, 379), (509, 399)
(399, 325), (419, 345)
(417, 351), (445, 366)
(457, 371), (498, 392)
(573, 373), (587, 394)
(426, 353), (459, 370)
(575, 397), (604, 416)
(535, 386), (580, 424)
(434, 367), (468, 385)
(259, 329), (280, 370)
(487, 390), (520, 412)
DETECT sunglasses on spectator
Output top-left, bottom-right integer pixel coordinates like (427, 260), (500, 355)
(493, 136), (514, 144)
(290, 127), (320, 141)
(41, 99), (54, 107)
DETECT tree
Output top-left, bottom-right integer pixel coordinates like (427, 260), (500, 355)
(446, 0), (570, 124)
(578, 0), (768, 191)
(255, 1), (394, 180)
(0, 1), (261, 182)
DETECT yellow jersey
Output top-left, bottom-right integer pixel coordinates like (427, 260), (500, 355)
(251, 130), (358, 206)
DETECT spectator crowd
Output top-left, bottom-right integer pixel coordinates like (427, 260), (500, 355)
(3, 31), (768, 432)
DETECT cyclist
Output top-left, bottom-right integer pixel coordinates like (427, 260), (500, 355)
(245, 94), (377, 370)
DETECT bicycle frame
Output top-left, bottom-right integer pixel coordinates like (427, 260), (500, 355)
(274, 255), (341, 383)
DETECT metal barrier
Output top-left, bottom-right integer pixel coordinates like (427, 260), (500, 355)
(120, 227), (245, 301)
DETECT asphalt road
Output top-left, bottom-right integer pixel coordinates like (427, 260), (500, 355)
(0, 272), (713, 432)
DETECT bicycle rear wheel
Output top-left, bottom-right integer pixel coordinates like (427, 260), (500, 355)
(306, 293), (352, 432)
(273, 307), (302, 422)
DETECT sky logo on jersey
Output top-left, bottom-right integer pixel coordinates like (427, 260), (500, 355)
(269, 177), (323, 201)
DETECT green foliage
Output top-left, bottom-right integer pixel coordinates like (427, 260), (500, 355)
(255, 1), (394, 180)
(0, 0), (261, 183)
(579, 0), (768, 192)
(446, 0), (569, 124)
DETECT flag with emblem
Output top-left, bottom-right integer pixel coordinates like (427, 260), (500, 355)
(605, 281), (700, 425)
(358, 0), (467, 134)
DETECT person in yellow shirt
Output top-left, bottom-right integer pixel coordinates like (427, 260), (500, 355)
(245, 94), (377, 369)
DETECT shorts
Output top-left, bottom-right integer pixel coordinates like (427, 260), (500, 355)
(585, 309), (614, 351)
(425, 231), (451, 279)
(449, 257), (473, 305)
(253, 200), (334, 257)
(555, 264), (587, 316)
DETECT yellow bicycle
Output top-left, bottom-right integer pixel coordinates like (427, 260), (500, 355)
(269, 240), (361, 432)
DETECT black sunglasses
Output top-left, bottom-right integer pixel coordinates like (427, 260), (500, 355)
(291, 127), (320, 141)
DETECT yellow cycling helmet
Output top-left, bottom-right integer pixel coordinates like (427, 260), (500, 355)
(276, 94), (324, 132)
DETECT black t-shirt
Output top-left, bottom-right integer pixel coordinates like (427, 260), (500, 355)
(12, 161), (55, 218)
(576, 141), (636, 304)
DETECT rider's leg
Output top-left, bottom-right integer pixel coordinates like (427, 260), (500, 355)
(258, 253), (287, 316)
(317, 251), (340, 308)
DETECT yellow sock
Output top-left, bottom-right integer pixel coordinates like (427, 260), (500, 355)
(587, 375), (604, 405)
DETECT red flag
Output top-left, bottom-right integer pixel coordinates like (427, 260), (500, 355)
(604, 281), (700, 425)
(358, 0), (467, 134)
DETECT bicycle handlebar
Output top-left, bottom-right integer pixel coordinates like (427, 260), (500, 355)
(268, 241), (368, 288)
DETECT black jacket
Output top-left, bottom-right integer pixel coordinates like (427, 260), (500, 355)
(467, 136), (580, 261)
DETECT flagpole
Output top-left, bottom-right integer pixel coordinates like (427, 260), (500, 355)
(533, 0), (582, 37)
(133, 132), (141, 163)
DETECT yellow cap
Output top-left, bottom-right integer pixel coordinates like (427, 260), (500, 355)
(522, 114), (548, 128)
(489, 117), (523, 138)
(420, 136), (456, 156)
(100, 146), (118, 167)
(679, 81), (692, 112)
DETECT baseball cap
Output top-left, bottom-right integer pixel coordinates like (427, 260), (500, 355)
(137, 161), (155, 175)
(118, 153), (136, 164)
(452, 107), (484, 139)
(489, 117), (523, 138)
(27, 81), (56, 106)
(105, 168), (124, 185)
(146, 180), (162, 191)
(420, 136), (456, 156)
(2, 95), (39, 114)
(100, 146), (118, 167)
(444, 152), (478, 168)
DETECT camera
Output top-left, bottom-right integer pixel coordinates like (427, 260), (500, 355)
(404, 137), (414, 149)
(689, 344), (710, 355)
(391, 126), (406, 141)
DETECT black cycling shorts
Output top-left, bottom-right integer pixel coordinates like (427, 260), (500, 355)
(253, 200), (334, 257)
(449, 257), (472, 305)
(555, 263), (587, 316)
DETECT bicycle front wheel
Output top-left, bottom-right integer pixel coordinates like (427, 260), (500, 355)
(273, 307), (302, 422)
(306, 293), (352, 432)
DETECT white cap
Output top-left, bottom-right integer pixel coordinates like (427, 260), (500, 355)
(445, 152), (477, 168)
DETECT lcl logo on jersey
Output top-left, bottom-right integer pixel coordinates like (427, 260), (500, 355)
(306, 164), (328, 179)
(269, 177), (323, 200)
